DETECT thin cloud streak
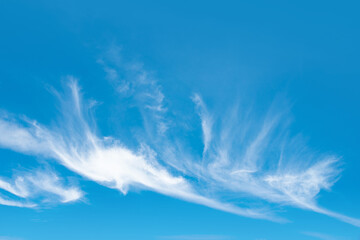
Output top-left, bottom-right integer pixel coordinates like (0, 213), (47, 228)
(302, 231), (344, 240)
(158, 235), (233, 240)
(0, 237), (24, 240)
(192, 93), (213, 156)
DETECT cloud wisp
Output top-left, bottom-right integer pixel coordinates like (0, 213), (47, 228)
(185, 95), (360, 227)
(0, 49), (359, 226)
(0, 168), (82, 207)
(302, 231), (346, 240)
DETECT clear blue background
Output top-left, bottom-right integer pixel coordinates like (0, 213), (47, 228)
(0, 0), (359, 239)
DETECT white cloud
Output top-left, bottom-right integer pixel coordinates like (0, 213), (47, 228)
(0, 53), (359, 226)
(0, 169), (82, 206)
(0, 118), (50, 156)
(0, 196), (35, 208)
(0, 79), (274, 221)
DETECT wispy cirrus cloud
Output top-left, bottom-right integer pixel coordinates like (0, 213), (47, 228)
(0, 78), (274, 221)
(192, 93), (213, 156)
(186, 93), (359, 226)
(0, 168), (82, 207)
(0, 46), (359, 227)
(97, 44), (168, 135)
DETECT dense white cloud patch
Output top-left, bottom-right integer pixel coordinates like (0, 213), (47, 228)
(0, 48), (359, 226)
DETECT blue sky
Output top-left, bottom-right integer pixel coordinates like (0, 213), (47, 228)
(0, 0), (360, 239)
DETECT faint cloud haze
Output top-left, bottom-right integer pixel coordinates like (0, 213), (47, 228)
(302, 231), (350, 240)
